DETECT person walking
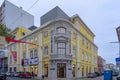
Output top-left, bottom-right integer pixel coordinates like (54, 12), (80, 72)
(32, 71), (34, 78)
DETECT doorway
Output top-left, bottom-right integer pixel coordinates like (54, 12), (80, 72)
(57, 63), (66, 78)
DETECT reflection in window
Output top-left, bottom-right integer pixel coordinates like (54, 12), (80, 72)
(34, 49), (38, 57)
(30, 50), (33, 58)
(73, 47), (76, 57)
(57, 27), (66, 33)
(44, 46), (48, 56)
(57, 42), (66, 54)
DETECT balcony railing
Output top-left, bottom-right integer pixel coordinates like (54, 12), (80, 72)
(50, 54), (72, 60)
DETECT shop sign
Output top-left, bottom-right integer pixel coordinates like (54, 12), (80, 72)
(24, 58), (29, 65)
(29, 57), (38, 65)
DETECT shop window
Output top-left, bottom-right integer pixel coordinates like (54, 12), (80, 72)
(14, 67), (16, 72)
(10, 55), (12, 64)
(9, 67), (12, 72)
(44, 64), (48, 77)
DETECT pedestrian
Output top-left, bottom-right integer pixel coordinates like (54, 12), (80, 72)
(32, 71), (34, 78)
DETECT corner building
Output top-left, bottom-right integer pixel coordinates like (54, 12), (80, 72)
(7, 6), (98, 78)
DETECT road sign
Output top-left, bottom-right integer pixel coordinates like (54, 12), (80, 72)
(116, 57), (120, 62)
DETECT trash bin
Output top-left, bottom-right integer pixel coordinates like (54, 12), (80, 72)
(104, 69), (113, 80)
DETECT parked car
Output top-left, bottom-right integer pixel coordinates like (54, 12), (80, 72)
(14, 72), (20, 77)
(112, 69), (119, 76)
(10, 72), (14, 77)
(117, 77), (120, 80)
(0, 72), (6, 80)
(19, 72), (32, 78)
(87, 73), (96, 78)
(94, 72), (100, 76)
(6, 72), (11, 76)
(112, 70), (119, 76)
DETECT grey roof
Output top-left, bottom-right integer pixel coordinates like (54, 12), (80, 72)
(41, 6), (70, 25)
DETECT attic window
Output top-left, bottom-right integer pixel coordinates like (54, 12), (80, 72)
(57, 27), (66, 34)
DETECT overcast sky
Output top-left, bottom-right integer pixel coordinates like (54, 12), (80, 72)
(0, 0), (120, 64)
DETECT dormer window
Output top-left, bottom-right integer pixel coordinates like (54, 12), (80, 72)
(56, 27), (66, 34)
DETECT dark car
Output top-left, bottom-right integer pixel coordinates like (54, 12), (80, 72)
(94, 72), (100, 76)
(0, 72), (6, 80)
(87, 73), (96, 78)
(117, 77), (120, 80)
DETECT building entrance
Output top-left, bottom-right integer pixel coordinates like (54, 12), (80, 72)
(57, 63), (66, 78)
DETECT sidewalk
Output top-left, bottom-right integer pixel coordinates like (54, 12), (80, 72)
(35, 77), (87, 80)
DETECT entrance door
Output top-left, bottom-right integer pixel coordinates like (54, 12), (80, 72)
(57, 63), (66, 78)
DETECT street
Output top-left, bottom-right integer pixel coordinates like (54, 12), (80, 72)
(7, 76), (119, 80)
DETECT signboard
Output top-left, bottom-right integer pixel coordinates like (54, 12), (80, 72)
(24, 58), (29, 66)
(11, 51), (17, 62)
(29, 57), (38, 65)
(116, 57), (120, 62)
(116, 57), (120, 67)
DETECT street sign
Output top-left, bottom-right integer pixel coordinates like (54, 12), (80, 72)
(116, 57), (120, 62)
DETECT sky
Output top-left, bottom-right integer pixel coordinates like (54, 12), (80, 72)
(0, 0), (120, 64)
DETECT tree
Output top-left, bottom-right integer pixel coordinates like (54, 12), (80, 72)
(0, 24), (13, 38)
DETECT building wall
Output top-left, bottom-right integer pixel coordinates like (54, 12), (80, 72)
(7, 17), (98, 78)
(0, 1), (34, 30)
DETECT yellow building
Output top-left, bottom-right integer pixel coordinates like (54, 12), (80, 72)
(7, 6), (98, 78)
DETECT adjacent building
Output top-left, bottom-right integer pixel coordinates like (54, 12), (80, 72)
(7, 6), (98, 78)
(0, 36), (8, 72)
(0, 0), (34, 30)
(97, 56), (106, 73)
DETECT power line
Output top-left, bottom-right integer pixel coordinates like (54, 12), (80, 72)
(9, 0), (40, 27)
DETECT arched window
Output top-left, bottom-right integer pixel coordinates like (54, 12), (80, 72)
(56, 27), (66, 34)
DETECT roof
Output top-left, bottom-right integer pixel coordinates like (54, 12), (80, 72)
(41, 6), (70, 25)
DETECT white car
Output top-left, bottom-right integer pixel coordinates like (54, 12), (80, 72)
(6, 72), (11, 76)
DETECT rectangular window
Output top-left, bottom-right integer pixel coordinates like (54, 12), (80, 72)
(73, 47), (76, 57)
(34, 49), (38, 57)
(34, 36), (38, 42)
(23, 52), (26, 58)
(86, 53), (88, 61)
(82, 51), (84, 60)
(51, 37), (53, 53)
(44, 46), (48, 56)
(44, 31), (48, 38)
(57, 42), (66, 54)
(30, 50), (33, 58)
(82, 39), (84, 45)
(73, 32), (77, 39)
(10, 55), (12, 64)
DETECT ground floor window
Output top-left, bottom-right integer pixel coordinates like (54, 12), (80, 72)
(14, 67), (16, 72)
(57, 63), (66, 78)
(9, 67), (12, 72)
(30, 65), (38, 76)
(44, 64), (48, 77)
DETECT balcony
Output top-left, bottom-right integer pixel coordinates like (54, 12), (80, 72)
(50, 54), (72, 61)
